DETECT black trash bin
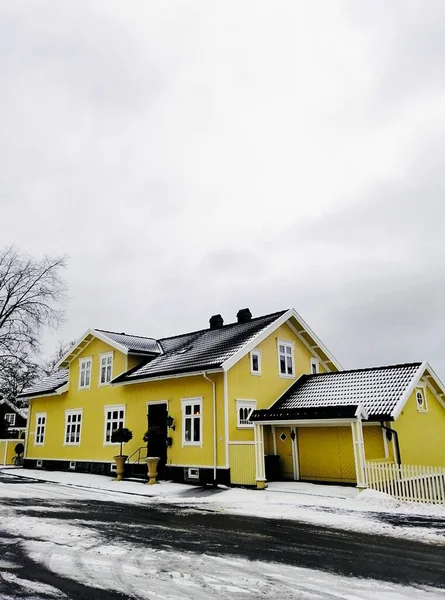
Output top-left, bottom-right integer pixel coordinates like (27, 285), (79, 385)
(265, 454), (282, 481)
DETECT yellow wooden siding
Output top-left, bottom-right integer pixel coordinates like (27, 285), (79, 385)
(363, 426), (385, 460)
(298, 427), (356, 483)
(229, 444), (256, 485)
(395, 382), (445, 467)
(0, 439), (19, 465)
(26, 336), (226, 469)
(228, 322), (327, 443)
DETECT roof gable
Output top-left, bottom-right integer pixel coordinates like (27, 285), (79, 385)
(57, 328), (160, 368)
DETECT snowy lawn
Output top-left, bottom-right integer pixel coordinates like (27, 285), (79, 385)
(2, 467), (445, 545)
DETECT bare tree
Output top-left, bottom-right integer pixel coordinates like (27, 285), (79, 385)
(40, 339), (76, 377)
(0, 246), (67, 403)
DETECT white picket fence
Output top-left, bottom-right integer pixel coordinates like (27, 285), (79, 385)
(365, 461), (445, 504)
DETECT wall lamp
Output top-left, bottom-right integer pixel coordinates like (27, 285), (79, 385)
(167, 415), (175, 431)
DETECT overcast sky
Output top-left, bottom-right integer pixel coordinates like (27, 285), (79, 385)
(1, 1), (445, 378)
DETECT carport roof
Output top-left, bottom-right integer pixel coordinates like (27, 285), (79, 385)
(251, 362), (424, 422)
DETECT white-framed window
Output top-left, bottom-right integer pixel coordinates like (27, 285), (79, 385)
(181, 397), (202, 446)
(99, 352), (113, 386)
(250, 350), (261, 375)
(236, 399), (257, 428)
(104, 405), (125, 444)
(35, 413), (46, 446)
(310, 358), (319, 375)
(278, 340), (295, 377)
(415, 386), (428, 412)
(79, 357), (92, 389)
(64, 410), (83, 445)
(4, 413), (16, 426)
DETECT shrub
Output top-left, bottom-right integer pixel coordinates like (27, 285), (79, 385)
(111, 427), (133, 456)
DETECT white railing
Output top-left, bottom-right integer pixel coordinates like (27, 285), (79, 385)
(365, 461), (445, 504)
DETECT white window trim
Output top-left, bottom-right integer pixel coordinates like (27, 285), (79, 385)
(78, 357), (92, 390)
(277, 339), (296, 379)
(98, 352), (114, 387)
(310, 358), (320, 375)
(64, 409), (83, 446)
(34, 412), (47, 446)
(4, 413), (16, 426)
(181, 397), (203, 447)
(103, 404), (126, 446)
(415, 384), (428, 413)
(236, 399), (257, 429)
(250, 349), (262, 376)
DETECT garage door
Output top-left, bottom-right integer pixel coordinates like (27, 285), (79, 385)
(298, 426), (356, 483)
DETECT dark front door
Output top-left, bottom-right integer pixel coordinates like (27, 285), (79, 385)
(147, 403), (168, 479)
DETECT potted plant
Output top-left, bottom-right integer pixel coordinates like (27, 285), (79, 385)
(111, 427), (133, 481)
(143, 426), (163, 485)
(13, 442), (25, 466)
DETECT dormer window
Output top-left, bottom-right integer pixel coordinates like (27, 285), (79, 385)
(250, 350), (261, 375)
(5, 413), (16, 426)
(416, 387), (428, 412)
(79, 358), (92, 389)
(99, 353), (113, 385)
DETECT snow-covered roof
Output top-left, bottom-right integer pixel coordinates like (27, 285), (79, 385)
(17, 369), (69, 399)
(0, 398), (28, 420)
(251, 363), (426, 421)
(113, 311), (287, 383)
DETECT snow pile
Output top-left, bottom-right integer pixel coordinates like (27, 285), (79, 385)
(354, 489), (401, 509)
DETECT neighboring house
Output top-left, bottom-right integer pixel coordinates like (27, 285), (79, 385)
(18, 308), (445, 488)
(0, 398), (27, 438)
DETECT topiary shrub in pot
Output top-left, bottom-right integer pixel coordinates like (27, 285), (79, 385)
(143, 426), (163, 485)
(13, 442), (25, 466)
(111, 427), (133, 481)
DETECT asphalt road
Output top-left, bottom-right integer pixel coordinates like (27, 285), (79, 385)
(1, 475), (445, 599)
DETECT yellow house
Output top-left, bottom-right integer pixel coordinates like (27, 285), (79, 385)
(19, 308), (445, 489)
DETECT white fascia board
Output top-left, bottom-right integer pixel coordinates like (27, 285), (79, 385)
(111, 368), (223, 386)
(221, 310), (293, 372)
(286, 308), (343, 370)
(56, 328), (130, 368)
(423, 362), (445, 410)
(391, 362), (428, 420)
(221, 308), (342, 373)
(252, 418), (354, 427)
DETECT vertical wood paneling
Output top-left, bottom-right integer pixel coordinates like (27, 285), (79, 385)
(229, 444), (256, 485)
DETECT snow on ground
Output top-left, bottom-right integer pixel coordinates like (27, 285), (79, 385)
(0, 511), (442, 600)
(2, 468), (445, 545)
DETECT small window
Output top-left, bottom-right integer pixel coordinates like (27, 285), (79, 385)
(250, 350), (261, 375)
(416, 388), (428, 412)
(79, 358), (92, 389)
(69, 461), (76, 471)
(236, 399), (257, 428)
(310, 358), (319, 375)
(278, 340), (295, 377)
(36, 460), (43, 468)
(65, 410), (82, 445)
(35, 413), (46, 446)
(182, 398), (202, 445)
(99, 353), (113, 385)
(187, 468), (199, 479)
(4, 413), (16, 426)
(104, 406), (125, 444)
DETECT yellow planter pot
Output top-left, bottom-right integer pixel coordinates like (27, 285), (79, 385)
(146, 457), (160, 485)
(114, 455), (128, 481)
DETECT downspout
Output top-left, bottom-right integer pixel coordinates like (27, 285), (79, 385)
(202, 372), (217, 485)
(380, 421), (401, 465)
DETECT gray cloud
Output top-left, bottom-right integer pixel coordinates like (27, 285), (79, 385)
(1, 1), (445, 380)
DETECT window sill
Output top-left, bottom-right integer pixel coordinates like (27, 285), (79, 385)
(237, 425), (254, 429)
(279, 373), (296, 379)
(182, 442), (203, 447)
(250, 371), (262, 377)
(98, 382), (111, 387)
(64, 443), (81, 447)
(417, 409), (429, 413)
(78, 386), (91, 391)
